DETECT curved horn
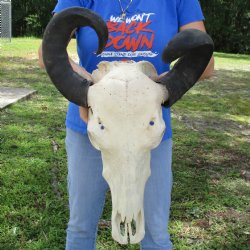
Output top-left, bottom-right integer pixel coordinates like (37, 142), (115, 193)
(42, 7), (108, 107)
(158, 29), (214, 107)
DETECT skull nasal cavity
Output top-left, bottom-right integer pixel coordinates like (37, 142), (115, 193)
(131, 219), (136, 236)
(119, 219), (137, 237)
(120, 221), (126, 236)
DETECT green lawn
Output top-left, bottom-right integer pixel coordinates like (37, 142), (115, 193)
(0, 38), (249, 250)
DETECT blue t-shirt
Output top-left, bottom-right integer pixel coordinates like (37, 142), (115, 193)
(53, 0), (204, 140)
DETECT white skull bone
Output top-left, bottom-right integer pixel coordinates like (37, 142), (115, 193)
(87, 61), (168, 244)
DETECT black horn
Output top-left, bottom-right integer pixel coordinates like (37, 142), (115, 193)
(158, 29), (214, 107)
(42, 7), (108, 107)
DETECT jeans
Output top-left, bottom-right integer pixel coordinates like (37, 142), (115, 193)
(65, 128), (173, 250)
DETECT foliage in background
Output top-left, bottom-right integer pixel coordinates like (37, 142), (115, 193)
(12, 0), (56, 37)
(11, 0), (250, 54)
(200, 0), (250, 54)
(24, 14), (42, 37)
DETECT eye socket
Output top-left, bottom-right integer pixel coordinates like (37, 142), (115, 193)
(149, 121), (155, 126)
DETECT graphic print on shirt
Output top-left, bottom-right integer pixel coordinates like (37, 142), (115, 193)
(98, 12), (158, 58)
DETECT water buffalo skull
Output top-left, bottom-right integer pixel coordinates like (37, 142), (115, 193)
(88, 60), (167, 243)
(42, 7), (213, 244)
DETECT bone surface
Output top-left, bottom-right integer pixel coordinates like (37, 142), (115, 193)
(88, 61), (168, 244)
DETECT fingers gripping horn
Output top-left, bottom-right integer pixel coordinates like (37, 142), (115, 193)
(42, 7), (108, 107)
(158, 29), (214, 107)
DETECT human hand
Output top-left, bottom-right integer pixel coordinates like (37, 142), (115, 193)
(150, 71), (168, 82)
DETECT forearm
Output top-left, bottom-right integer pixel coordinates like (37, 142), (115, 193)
(179, 22), (215, 81)
(39, 42), (90, 122)
(199, 56), (214, 81)
(68, 57), (92, 80)
(38, 44), (45, 68)
(38, 44), (91, 80)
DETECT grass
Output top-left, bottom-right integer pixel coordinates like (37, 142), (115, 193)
(0, 38), (250, 250)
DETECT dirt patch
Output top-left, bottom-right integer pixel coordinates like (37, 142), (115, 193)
(208, 209), (249, 222)
(173, 113), (250, 142)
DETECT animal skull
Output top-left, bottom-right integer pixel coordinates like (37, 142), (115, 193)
(88, 61), (168, 244)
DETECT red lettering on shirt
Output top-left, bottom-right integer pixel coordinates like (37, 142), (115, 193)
(106, 21), (155, 51)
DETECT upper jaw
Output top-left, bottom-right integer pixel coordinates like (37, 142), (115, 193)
(111, 208), (145, 244)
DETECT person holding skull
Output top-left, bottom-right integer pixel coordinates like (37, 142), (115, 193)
(38, 0), (214, 249)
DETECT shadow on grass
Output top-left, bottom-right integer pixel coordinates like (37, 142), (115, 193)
(171, 138), (249, 249)
(0, 56), (51, 90)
